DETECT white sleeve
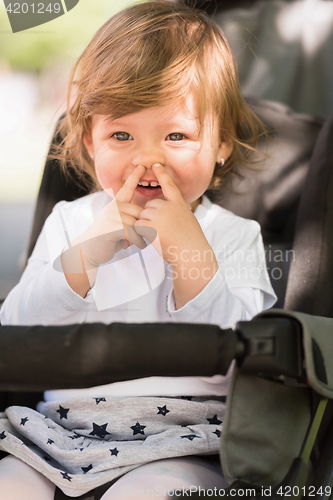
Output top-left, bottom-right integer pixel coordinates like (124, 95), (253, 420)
(0, 219), (95, 326)
(167, 218), (277, 329)
(167, 270), (271, 329)
(228, 287), (266, 319)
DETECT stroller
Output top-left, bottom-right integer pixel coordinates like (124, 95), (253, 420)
(0, 95), (332, 499)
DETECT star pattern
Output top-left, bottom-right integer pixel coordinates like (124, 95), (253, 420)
(89, 423), (111, 439)
(207, 415), (222, 425)
(94, 398), (106, 405)
(61, 472), (72, 482)
(157, 405), (170, 416)
(130, 421), (146, 436)
(81, 464), (93, 474)
(68, 433), (81, 440)
(57, 406), (70, 420)
(2, 397), (222, 479)
(181, 434), (201, 441)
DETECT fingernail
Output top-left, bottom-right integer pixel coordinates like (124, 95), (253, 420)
(152, 163), (163, 167)
(136, 164), (146, 169)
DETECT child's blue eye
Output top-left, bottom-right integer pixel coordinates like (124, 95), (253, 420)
(113, 132), (132, 141)
(167, 133), (186, 141)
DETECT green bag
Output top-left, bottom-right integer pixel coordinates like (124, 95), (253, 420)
(220, 369), (312, 488)
(221, 308), (333, 488)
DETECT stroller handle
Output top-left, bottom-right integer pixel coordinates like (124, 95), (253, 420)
(0, 317), (304, 392)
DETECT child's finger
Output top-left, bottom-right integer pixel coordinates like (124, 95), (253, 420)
(152, 163), (183, 201)
(115, 165), (146, 203)
(134, 222), (162, 257)
(121, 225), (147, 250)
(117, 201), (143, 221)
(134, 224), (158, 244)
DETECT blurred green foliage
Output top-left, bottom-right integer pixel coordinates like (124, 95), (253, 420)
(0, 0), (138, 72)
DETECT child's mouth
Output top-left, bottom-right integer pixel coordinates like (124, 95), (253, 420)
(136, 181), (162, 197)
(138, 181), (161, 188)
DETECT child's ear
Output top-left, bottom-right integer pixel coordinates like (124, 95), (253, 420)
(216, 134), (233, 164)
(83, 132), (94, 157)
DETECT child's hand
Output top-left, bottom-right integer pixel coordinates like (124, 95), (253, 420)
(76, 165), (147, 269)
(135, 164), (218, 308)
(61, 165), (149, 297)
(135, 164), (210, 267)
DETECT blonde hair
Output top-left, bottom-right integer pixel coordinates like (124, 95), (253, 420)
(52, 0), (265, 191)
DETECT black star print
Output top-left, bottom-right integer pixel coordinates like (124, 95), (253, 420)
(20, 417), (29, 426)
(81, 464), (93, 474)
(94, 398), (106, 405)
(47, 438), (54, 445)
(43, 455), (52, 462)
(181, 434), (201, 441)
(57, 406), (69, 420)
(157, 405), (170, 416)
(0, 431), (6, 440)
(80, 448), (84, 452)
(213, 429), (221, 438)
(207, 415), (222, 425)
(68, 433), (81, 440)
(89, 423), (111, 439)
(61, 472), (72, 482)
(110, 447), (119, 456)
(130, 421), (146, 435)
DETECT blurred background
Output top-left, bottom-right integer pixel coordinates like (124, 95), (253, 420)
(1, 0), (333, 299)
(0, 0), (137, 298)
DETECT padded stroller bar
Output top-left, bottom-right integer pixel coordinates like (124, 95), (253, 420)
(235, 316), (304, 380)
(0, 322), (240, 391)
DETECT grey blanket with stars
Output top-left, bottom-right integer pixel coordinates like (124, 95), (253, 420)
(0, 396), (225, 497)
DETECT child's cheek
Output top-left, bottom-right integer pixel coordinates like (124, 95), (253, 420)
(94, 144), (113, 163)
(168, 144), (198, 165)
(95, 169), (112, 191)
(179, 168), (215, 203)
(94, 146), (118, 191)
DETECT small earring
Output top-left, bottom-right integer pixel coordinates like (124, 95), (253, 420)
(220, 158), (225, 167)
(91, 153), (95, 160)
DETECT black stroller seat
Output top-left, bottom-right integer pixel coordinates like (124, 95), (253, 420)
(1, 99), (333, 499)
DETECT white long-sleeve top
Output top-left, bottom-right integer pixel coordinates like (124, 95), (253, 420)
(1, 192), (276, 399)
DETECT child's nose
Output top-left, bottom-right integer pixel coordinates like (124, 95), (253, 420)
(132, 146), (165, 169)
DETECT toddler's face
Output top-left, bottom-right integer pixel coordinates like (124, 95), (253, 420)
(83, 95), (232, 208)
